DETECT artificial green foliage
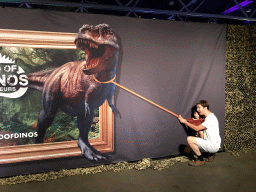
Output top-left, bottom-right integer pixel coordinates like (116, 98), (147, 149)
(0, 156), (189, 185)
(0, 47), (99, 145)
(225, 25), (256, 155)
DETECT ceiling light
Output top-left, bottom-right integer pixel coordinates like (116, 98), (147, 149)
(222, 0), (253, 15)
(169, 1), (175, 6)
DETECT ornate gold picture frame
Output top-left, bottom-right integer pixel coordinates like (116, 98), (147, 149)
(0, 29), (114, 164)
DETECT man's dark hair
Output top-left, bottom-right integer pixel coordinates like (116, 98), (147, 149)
(197, 100), (209, 109)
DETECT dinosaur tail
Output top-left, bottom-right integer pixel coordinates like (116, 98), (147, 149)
(27, 68), (55, 92)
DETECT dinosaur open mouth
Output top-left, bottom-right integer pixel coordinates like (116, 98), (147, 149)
(75, 39), (114, 74)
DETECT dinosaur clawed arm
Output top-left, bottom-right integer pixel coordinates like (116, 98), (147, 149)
(107, 97), (121, 118)
(109, 103), (121, 118)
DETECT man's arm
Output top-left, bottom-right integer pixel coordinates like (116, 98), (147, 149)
(178, 115), (205, 132)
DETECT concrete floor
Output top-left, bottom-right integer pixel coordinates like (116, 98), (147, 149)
(0, 151), (256, 192)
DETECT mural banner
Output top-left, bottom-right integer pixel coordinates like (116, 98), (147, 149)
(0, 8), (226, 177)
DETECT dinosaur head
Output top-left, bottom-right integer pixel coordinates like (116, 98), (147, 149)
(74, 24), (119, 75)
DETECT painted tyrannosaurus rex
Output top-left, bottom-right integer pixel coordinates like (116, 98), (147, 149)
(27, 24), (120, 161)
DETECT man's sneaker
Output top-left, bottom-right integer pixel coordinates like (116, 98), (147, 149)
(205, 154), (216, 162)
(188, 159), (205, 166)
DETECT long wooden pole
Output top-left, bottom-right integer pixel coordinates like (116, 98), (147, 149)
(93, 75), (178, 118)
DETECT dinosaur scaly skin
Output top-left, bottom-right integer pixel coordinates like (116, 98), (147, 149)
(27, 24), (120, 161)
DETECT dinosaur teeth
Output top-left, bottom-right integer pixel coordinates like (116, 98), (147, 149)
(83, 40), (88, 44)
(86, 59), (100, 70)
(78, 39), (88, 44)
(77, 39), (98, 49)
(89, 42), (98, 49)
(85, 55), (89, 61)
(94, 59), (99, 67)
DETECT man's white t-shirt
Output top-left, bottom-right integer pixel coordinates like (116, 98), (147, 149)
(202, 113), (221, 148)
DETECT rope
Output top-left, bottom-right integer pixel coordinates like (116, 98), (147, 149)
(92, 75), (178, 118)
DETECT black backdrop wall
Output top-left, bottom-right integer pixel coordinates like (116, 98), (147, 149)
(0, 8), (226, 177)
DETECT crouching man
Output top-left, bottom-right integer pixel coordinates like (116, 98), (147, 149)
(178, 100), (221, 166)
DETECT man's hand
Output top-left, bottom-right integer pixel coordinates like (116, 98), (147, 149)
(178, 115), (205, 132)
(178, 115), (187, 124)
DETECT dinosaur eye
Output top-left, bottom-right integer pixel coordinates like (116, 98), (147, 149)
(81, 28), (88, 34)
(81, 26), (92, 34)
(102, 27), (114, 35)
(107, 30), (114, 35)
